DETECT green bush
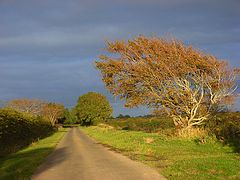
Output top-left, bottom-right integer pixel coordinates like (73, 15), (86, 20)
(75, 92), (112, 126)
(0, 108), (55, 156)
(59, 108), (77, 125)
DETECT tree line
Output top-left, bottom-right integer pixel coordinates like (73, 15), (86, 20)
(5, 99), (65, 126)
(0, 92), (112, 128)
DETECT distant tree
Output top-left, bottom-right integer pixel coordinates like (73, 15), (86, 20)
(117, 114), (124, 118)
(58, 108), (69, 124)
(6, 98), (47, 115)
(61, 108), (77, 124)
(71, 107), (79, 123)
(41, 103), (65, 126)
(117, 114), (131, 118)
(75, 92), (112, 126)
(96, 35), (239, 131)
(143, 114), (153, 118)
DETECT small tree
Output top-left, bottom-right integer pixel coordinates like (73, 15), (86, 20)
(117, 114), (124, 118)
(75, 92), (112, 125)
(117, 114), (131, 118)
(96, 35), (239, 131)
(62, 108), (77, 124)
(41, 103), (65, 126)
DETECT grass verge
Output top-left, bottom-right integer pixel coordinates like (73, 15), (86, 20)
(0, 128), (68, 180)
(81, 126), (240, 180)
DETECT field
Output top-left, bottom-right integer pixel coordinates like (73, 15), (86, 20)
(81, 126), (240, 180)
(0, 128), (68, 180)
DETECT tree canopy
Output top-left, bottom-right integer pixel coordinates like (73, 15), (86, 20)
(6, 99), (46, 115)
(75, 92), (112, 125)
(42, 103), (65, 126)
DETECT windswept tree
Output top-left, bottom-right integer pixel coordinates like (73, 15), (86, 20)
(6, 98), (47, 115)
(75, 92), (112, 125)
(96, 36), (239, 130)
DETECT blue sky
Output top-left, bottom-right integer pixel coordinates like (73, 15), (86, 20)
(0, 0), (239, 116)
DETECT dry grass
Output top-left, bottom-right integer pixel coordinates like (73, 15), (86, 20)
(144, 137), (155, 144)
(97, 123), (114, 129)
(177, 128), (209, 140)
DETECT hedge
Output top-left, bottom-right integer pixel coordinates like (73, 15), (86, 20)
(106, 116), (175, 133)
(206, 112), (240, 152)
(0, 108), (55, 156)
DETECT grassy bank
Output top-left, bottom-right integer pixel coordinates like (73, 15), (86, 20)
(0, 128), (68, 180)
(81, 126), (240, 180)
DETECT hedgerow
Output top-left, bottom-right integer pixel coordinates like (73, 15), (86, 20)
(106, 116), (175, 133)
(0, 108), (55, 156)
(206, 112), (240, 152)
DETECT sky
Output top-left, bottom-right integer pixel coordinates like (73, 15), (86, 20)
(0, 0), (239, 116)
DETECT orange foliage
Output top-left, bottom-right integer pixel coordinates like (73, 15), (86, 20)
(96, 35), (239, 129)
(42, 103), (65, 126)
(6, 98), (46, 115)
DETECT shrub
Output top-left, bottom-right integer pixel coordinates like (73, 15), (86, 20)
(60, 108), (77, 125)
(0, 108), (55, 156)
(177, 128), (209, 140)
(75, 92), (112, 126)
(206, 112), (240, 152)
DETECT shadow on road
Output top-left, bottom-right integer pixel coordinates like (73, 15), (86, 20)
(32, 147), (68, 175)
(0, 147), (66, 179)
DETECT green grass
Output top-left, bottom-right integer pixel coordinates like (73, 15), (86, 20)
(81, 126), (240, 180)
(0, 128), (68, 180)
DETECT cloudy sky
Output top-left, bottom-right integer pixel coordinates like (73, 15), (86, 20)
(0, 0), (239, 116)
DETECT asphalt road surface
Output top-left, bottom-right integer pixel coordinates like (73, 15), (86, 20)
(32, 127), (165, 180)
